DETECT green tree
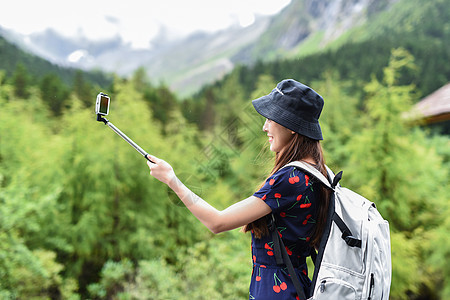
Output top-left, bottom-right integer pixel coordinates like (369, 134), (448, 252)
(312, 72), (363, 170)
(198, 88), (216, 131)
(143, 83), (179, 132)
(40, 73), (69, 116)
(73, 70), (94, 107)
(12, 62), (30, 99)
(131, 67), (150, 93)
(0, 70), (13, 101)
(425, 134), (450, 299)
(0, 95), (79, 298)
(345, 48), (448, 299)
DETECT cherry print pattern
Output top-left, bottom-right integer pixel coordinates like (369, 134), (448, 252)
(300, 196), (312, 208)
(256, 266), (264, 282)
(265, 242), (274, 256)
(299, 236), (311, 243)
(302, 214), (316, 226)
(273, 273), (287, 294)
(288, 169), (302, 184)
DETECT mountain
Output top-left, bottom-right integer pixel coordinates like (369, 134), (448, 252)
(0, 0), (420, 95)
(0, 18), (272, 96)
(0, 33), (112, 89)
(200, 0), (450, 102)
(251, 0), (400, 58)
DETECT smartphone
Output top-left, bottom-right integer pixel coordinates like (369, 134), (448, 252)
(95, 92), (110, 115)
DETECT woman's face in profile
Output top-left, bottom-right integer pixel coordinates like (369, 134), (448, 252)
(262, 119), (293, 153)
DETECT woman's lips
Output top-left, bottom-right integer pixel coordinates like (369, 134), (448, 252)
(268, 135), (273, 143)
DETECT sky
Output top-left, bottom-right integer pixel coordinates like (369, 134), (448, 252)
(0, 0), (291, 49)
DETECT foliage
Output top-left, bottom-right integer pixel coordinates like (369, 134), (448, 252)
(88, 259), (134, 299)
(311, 72), (363, 170)
(12, 63), (30, 99)
(343, 49), (448, 299)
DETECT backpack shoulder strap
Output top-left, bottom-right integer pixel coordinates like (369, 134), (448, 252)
(268, 214), (308, 300)
(284, 161), (335, 189)
(286, 162), (358, 247)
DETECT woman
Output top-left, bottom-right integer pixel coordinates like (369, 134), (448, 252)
(147, 79), (329, 299)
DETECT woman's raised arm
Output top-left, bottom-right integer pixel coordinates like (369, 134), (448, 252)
(146, 154), (271, 234)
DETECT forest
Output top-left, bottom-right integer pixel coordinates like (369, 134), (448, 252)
(1, 45), (449, 299)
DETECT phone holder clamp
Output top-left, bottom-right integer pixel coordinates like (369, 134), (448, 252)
(97, 114), (109, 125)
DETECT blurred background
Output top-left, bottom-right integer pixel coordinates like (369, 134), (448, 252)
(0, 0), (449, 299)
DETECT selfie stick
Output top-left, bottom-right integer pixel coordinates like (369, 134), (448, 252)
(97, 114), (153, 162)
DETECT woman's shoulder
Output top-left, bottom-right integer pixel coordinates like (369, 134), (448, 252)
(269, 165), (308, 182)
(255, 164), (316, 211)
(261, 165), (312, 192)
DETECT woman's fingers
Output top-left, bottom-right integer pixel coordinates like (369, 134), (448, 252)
(146, 160), (153, 169)
(146, 154), (159, 164)
(146, 154), (160, 171)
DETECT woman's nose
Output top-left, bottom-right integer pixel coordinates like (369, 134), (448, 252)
(262, 119), (269, 132)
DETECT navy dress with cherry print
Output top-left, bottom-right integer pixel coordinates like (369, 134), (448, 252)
(249, 165), (319, 300)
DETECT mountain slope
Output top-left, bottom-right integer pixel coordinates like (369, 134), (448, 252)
(2, 0), (446, 97)
(245, 0), (400, 60)
(0, 0), (403, 96)
(205, 0), (450, 101)
(0, 34), (112, 88)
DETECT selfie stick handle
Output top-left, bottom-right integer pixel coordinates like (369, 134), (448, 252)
(97, 114), (152, 162)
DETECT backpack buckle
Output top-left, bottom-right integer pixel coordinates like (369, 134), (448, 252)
(344, 236), (362, 248)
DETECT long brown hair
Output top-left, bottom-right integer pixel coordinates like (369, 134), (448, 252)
(243, 134), (330, 248)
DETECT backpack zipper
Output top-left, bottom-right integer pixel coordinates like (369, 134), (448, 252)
(320, 280), (326, 293)
(367, 273), (375, 300)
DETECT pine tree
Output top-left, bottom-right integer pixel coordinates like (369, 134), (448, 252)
(73, 70), (93, 107)
(40, 73), (68, 115)
(12, 63), (30, 99)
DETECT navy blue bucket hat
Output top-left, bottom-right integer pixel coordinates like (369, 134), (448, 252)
(252, 79), (324, 140)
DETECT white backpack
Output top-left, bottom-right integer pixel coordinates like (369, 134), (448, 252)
(271, 162), (392, 300)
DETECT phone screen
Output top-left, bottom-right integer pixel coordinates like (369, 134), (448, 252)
(99, 95), (109, 115)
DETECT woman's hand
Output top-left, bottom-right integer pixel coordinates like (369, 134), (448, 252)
(146, 154), (176, 186)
